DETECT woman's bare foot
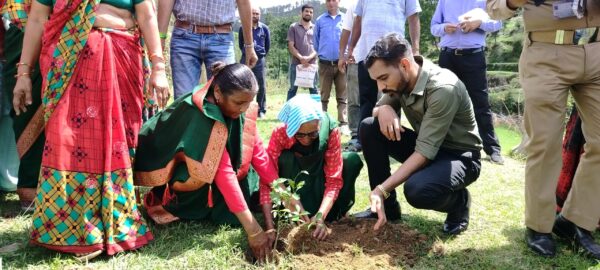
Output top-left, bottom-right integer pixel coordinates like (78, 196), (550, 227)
(74, 250), (102, 262)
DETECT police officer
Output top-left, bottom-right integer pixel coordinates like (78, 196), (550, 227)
(487, 0), (600, 259)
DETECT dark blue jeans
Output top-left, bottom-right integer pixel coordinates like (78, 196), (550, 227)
(439, 50), (501, 155)
(170, 27), (235, 99)
(360, 117), (481, 213)
(241, 56), (267, 113)
(286, 63), (318, 100)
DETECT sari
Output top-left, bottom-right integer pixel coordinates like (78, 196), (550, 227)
(1, 0), (45, 202)
(134, 81), (276, 225)
(268, 113), (363, 221)
(30, 0), (152, 254)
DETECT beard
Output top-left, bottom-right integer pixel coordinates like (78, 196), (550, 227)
(302, 16), (312, 22)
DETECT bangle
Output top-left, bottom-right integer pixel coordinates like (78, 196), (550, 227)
(243, 42), (254, 49)
(16, 62), (31, 69)
(149, 53), (165, 63)
(14, 72), (30, 78)
(248, 229), (263, 238)
(265, 229), (276, 234)
(376, 185), (390, 199)
(159, 32), (167, 39)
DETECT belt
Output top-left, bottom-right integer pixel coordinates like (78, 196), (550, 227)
(441, 47), (484, 56)
(174, 20), (232, 34)
(319, 59), (338, 65)
(528, 28), (600, 45)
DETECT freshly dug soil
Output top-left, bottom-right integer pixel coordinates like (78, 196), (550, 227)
(279, 218), (428, 269)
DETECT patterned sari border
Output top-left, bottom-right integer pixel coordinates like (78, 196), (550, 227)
(30, 232), (154, 255)
(16, 106), (44, 158)
(134, 122), (228, 190)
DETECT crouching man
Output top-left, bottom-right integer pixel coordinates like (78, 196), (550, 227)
(355, 33), (483, 235)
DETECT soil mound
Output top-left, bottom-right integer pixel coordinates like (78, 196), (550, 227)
(280, 218), (427, 269)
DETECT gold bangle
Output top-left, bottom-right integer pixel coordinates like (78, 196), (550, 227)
(376, 185), (390, 199)
(16, 62), (31, 68)
(149, 53), (165, 63)
(14, 72), (30, 78)
(248, 229), (263, 238)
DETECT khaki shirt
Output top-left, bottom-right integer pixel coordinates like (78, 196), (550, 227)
(377, 56), (483, 160)
(487, 0), (600, 31)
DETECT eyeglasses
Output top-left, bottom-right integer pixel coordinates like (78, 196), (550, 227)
(294, 130), (319, 139)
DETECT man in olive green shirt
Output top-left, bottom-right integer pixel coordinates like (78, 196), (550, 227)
(355, 33), (482, 235)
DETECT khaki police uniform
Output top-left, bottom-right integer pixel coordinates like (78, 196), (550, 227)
(487, 0), (600, 233)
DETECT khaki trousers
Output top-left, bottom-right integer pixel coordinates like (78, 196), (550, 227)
(521, 40), (600, 233)
(319, 62), (348, 125)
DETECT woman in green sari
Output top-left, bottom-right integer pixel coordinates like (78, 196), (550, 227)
(1, 0), (44, 209)
(135, 62), (292, 261)
(263, 95), (363, 240)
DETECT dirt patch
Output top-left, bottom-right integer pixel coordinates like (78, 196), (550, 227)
(278, 218), (428, 269)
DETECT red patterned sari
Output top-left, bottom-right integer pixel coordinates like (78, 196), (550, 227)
(30, 0), (153, 254)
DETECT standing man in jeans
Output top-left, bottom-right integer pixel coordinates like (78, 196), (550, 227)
(338, 0), (363, 151)
(158, 0), (258, 99)
(287, 4), (318, 100)
(431, 0), (504, 164)
(314, 0), (349, 134)
(348, 0), (421, 146)
(239, 7), (271, 118)
(358, 34), (482, 235)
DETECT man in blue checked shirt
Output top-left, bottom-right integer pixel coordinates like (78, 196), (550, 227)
(239, 7), (271, 118)
(314, 0), (349, 135)
(431, 0), (504, 165)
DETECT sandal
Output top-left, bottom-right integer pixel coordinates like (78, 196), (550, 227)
(344, 139), (362, 152)
(74, 250), (102, 262)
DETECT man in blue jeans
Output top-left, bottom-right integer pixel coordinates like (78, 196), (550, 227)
(286, 4), (318, 100)
(158, 0), (258, 99)
(239, 7), (270, 118)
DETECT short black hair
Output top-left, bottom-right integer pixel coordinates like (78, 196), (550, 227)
(365, 33), (412, 69)
(301, 4), (314, 12)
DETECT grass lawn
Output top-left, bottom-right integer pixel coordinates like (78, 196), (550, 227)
(1, 87), (599, 269)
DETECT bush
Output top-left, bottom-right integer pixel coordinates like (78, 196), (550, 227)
(489, 87), (523, 116)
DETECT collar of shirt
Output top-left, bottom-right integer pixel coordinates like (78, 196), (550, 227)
(407, 56), (429, 97)
(326, 10), (342, 19)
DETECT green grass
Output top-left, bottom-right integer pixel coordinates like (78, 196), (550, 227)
(1, 88), (600, 269)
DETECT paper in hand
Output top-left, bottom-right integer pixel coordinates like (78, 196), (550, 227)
(458, 8), (490, 22)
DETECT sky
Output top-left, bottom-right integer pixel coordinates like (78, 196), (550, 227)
(252, 0), (351, 9)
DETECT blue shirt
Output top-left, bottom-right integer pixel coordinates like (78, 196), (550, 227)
(313, 11), (343, 61)
(430, 0), (502, 49)
(238, 22), (271, 58)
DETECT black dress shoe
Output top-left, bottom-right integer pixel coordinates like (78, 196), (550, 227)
(526, 228), (556, 257)
(553, 215), (600, 259)
(443, 190), (471, 235)
(353, 202), (401, 221)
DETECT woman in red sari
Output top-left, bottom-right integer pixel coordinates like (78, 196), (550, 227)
(11, 0), (168, 260)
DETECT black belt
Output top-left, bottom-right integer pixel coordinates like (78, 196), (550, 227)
(319, 59), (338, 65)
(441, 47), (484, 56)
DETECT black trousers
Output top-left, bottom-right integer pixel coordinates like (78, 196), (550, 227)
(357, 61), (378, 141)
(360, 117), (481, 213)
(439, 50), (501, 155)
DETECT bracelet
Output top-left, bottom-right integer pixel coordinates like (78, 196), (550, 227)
(265, 229), (276, 234)
(16, 62), (31, 69)
(149, 53), (165, 63)
(248, 229), (264, 238)
(14, 72), (30, 78)
(376, 185), (390, 199)
(159, 32), (167, 39)
(243, 42), (254, 49)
